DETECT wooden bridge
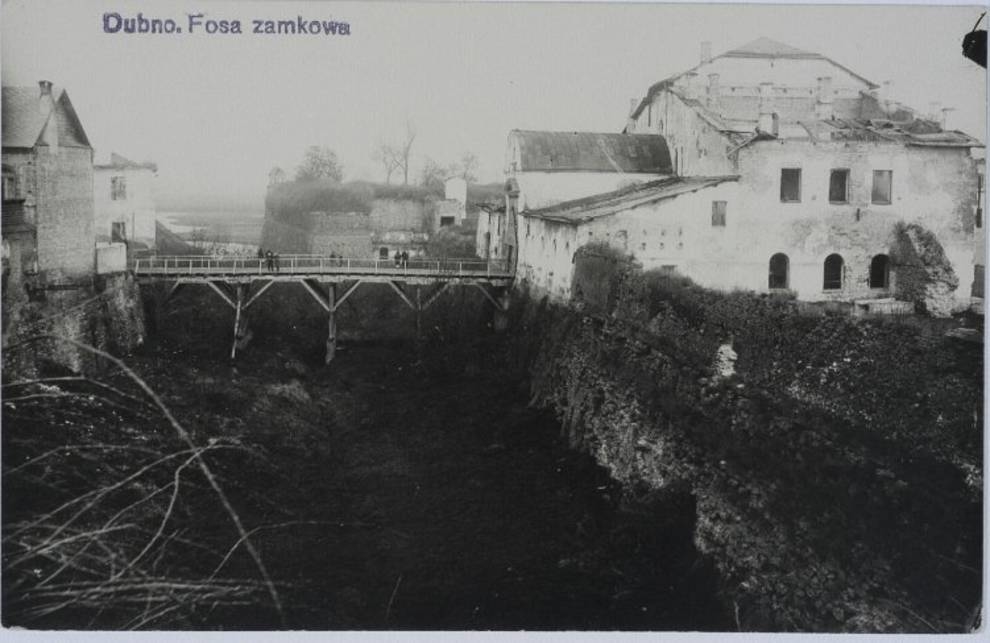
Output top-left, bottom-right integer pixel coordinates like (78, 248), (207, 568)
(133, 255), (514, 362)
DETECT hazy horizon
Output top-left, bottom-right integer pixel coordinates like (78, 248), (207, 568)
(3, 1), (987, 207)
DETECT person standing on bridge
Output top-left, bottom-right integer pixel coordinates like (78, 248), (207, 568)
(265, 250), (274, 272)
(274, 252), (281, 273)
(401, 251), (409, 269)
(394, 251), (401, 268)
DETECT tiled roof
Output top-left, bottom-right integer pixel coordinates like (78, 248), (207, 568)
(512, 131), (672, 174)
(521, 175), (738, 225)
(2, 85), (91, 149)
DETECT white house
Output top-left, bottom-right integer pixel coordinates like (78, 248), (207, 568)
(93, 152), (158, 250)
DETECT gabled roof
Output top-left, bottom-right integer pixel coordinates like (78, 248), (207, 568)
(511, 130), (673, 174)
(629, 37), (878, 123)
(2, 85), (91, 149)
(94, 152), (158, 172)
(521, 175), (738, 225)
(722, 37), (821, 59)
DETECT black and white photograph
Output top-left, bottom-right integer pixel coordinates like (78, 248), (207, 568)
(0, 0), (986, 635)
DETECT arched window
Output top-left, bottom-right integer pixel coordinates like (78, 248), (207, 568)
(769, 253), (789, 289)
(869, 254), (890, 289)
(823, 254), (844, 290)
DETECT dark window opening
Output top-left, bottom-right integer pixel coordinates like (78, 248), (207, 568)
(769, 253), (789, 289)
(869, 254), (890, 288)
(780, 168), (801, 203)
(1, 167), (16, 202)
(829, 169), (849, 204)
(973, 264), (984, 298)
(111, 175), (127, 201)
(872, 170), (892, 205)
(711, 200), (727, 227)
(823, 253), (844, 290)
(111, 221), (126, 243)
(440, 216), (455, 227)
(379, 247), (389, 260)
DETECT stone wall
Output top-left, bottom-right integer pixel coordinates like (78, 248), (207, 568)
(31, 146), (95, 279)
(2, 274), (146, 379)
(509, 267), (982, 632)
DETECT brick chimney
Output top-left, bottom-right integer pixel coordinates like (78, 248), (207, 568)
(707, 73), (720, 110)
(38, 80), (58, 149)
(38, 80), (53, 116)
(880, 80), (894, 114)
(700, 41), (712, 64)
(815, 76), (833, 120)
(758, 82), (775, 133)
(681, 72), (699, 100)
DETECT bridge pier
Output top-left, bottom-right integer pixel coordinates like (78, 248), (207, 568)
(326, 283), (337, 364)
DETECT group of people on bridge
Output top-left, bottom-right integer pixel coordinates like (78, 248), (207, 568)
(257, 248), (280, 272)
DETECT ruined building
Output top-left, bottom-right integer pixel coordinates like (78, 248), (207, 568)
(501, 38), (984, 314)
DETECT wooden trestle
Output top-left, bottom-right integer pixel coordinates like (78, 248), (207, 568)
(138, 256), (512, 363)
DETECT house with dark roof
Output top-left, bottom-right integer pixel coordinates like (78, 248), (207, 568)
(2, 80), (95, 286)
(508, 38), (983, 314)
(479, 130), (674, 263)
(94, 152), (159, 250)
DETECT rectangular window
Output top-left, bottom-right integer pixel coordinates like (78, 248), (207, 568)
(1, 173), (14, 201)
(111, 176), (127, 201)
(977, 174), (984, 228)
(711, 200), (727, 226)
(111, 221), (126, 242)
(872, 170), (892, 205)
(974, 264), (985, 298)
(829, 169), (849, 203)
(780, 168), (801, 203)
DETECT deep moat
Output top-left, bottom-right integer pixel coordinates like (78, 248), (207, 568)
(115, 332), (730, 630)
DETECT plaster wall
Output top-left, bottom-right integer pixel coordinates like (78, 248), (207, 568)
(93, 167), (157, 246)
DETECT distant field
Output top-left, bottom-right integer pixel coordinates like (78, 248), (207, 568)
(162, 210), (266, 245)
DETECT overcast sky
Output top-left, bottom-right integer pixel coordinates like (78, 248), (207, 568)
(2, 0), (987, 207)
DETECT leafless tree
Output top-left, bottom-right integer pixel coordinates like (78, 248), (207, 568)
(396, 121), (417, 185)
(372, 144), (401, 185)
(457, 151), (479, 183)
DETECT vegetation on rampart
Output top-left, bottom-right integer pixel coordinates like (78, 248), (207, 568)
(519, 253), (982, 632)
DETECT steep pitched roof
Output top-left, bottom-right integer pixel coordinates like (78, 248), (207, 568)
(521, 175), (738, 225)
(723, 37), (821, 59)
(1, 85), (91, 149)
(512, 131), (672, 174)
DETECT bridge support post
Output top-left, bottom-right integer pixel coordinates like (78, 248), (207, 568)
(415, 286), (422, 340)
(325, 283), (337, 364)
(493, 288), (510, 333)
(230, 284), (244, 360)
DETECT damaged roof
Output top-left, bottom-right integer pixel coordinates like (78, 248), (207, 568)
(511, 131), (673, 174)
(522, 175), (738, 225)
(2, 85), (91, 149)
(791, 118), (983, 147)
(95, 152), (158, 172)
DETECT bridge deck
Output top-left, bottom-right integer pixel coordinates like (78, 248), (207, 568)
(134, 255), (514, 283)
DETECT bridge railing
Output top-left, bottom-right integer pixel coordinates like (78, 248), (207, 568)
(133, 254), (512, 277)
